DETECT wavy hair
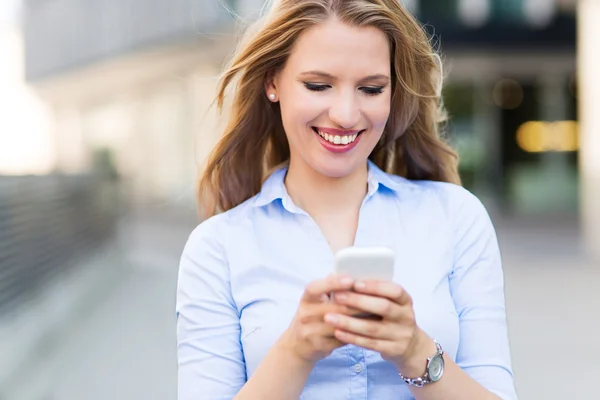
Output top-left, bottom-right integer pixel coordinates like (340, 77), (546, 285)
(198, 0), (460, 218)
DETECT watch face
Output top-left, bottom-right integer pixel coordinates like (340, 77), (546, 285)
(428, 354), (445, 382)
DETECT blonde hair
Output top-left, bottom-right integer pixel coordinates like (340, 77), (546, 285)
(199, 0), (460, 218)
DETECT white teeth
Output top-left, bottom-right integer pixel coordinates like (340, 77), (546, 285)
(317, 130), (359, 145)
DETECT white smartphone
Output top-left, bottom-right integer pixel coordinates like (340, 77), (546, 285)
(332, 246), (395, 319)
(334, 246), (395, 281)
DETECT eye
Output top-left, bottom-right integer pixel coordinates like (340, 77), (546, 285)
(304, 82), (330, 92)
(360, 86), (385, 96)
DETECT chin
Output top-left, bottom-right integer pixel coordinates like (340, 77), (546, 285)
(309, 157), (364, 179)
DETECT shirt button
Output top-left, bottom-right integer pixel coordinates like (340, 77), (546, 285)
(353, 363), (363, 373)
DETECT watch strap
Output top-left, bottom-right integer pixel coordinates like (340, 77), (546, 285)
(398, 339), (444, 388)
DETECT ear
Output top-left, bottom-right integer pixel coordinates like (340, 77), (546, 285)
(264, 70), (278, 98)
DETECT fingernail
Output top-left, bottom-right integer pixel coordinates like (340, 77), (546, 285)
(335, 293), (347, 301)
(325, 314), (339, 323)
(340, 276), (354, 285)
(355, 281), (366, 289)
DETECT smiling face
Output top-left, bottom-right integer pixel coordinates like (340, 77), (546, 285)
(267, 17), (392, 179)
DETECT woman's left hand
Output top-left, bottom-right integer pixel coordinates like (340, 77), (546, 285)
(324, 280), (436, 375)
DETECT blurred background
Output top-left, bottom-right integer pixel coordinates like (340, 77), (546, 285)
(0, 0), (598, 399)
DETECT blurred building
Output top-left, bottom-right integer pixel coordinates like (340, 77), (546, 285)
(20, 0), (584, 218)
(21, 0), (248, 206)
(0, 2), (55, 175)
(578, 0), (600, 261)
(419, 0), (578, 217)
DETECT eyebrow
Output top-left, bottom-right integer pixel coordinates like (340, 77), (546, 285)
(299, 70), (390, 83)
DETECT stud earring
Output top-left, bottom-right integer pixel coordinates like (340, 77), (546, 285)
(269, 93), (276, 101)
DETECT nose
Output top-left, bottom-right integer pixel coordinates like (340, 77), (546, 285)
(328, 91), (361, 129)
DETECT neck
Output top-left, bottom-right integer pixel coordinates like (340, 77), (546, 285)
(284, 159), (369, 217)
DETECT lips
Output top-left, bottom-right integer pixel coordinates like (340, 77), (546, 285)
(312, 127), (364, 146)
(311, 127), (365, 154)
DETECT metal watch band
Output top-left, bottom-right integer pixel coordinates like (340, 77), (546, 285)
(398, 340), (444, 388)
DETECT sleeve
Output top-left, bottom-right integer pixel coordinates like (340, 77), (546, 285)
(448, 189), (518, 400)
(176, 219), (246, 400)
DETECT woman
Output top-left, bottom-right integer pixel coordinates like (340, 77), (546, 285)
(176, 1), (517, 399)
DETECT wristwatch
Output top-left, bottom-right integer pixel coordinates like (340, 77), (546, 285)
(398, 339), (445, 388)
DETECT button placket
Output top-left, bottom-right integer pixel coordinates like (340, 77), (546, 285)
(348, 347), (368, 400)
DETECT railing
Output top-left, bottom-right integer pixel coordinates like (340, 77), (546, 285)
(0, 174), (120, 316)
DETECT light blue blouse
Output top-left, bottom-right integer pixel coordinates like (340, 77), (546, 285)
(176, 161), (517, 400)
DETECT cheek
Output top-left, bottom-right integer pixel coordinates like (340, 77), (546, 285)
(281, 93), (323, 130)
(365, 100), (391, 131)
(374, 109), (391, 129)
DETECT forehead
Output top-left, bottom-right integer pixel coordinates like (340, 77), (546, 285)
(285, 18), (391, 76)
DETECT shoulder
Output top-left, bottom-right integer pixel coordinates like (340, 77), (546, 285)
(369, 162), (475, 213)
(184, 195), (260, 253)
(402, 182), (500, 269)
(186, 212), (229, 245)
(181, 213), (230, 267)
(407, 179), (485, 211)
(394, 179), (491, 230)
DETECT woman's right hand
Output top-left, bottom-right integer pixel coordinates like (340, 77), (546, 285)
(279, 274), (358, 363)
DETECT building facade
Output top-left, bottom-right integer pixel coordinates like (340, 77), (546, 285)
(23, 0), (597, 258)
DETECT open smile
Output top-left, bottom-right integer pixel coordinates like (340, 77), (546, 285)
(311, 127), (365, 154)
(312, 127), (363, 145)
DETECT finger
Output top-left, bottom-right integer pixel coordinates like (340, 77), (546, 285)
(353, 281), (412, 306)
(328, 304), (367, 319)
(302, 320), (337, 337)
(325, 292), (364, 312)
(303, 322), (349, 347)
(323, 313), (397, 340)
(317, 302), (367, 321)
(302, 274), (355, 303)
(331, 292), (369, 316)
(333, 292), (406, 320)
(297, 302), (364, 325)
(333, 329), (388, 353)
